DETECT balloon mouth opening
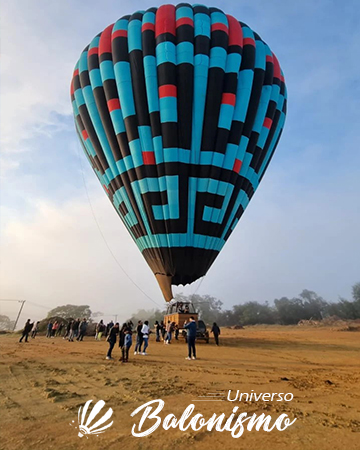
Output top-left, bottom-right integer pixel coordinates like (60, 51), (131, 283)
(155, 273), (173, 302)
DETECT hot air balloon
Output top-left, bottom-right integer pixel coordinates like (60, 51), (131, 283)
(71, 4), (287, 302)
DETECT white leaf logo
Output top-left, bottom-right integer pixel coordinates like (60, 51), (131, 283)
(75, 400), (113, 438)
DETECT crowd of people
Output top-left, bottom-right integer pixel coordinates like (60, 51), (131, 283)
(18, 316), (222, 361)
(18, 318), (115, 342)
(104, 316), (213, 362)
(106, 321), (134, 362)
(44, 318), (89, 341)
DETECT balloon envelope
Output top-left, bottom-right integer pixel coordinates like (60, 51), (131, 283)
(71, 4), (287, 301)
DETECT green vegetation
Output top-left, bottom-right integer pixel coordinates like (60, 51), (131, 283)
(125, 282), (360, 327)
(46, 304), (92, 319)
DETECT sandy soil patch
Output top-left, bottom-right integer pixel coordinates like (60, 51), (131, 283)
(1, 326), (359, 450)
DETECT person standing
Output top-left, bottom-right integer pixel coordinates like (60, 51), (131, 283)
(68, 319), (78, 341)
(134, 320), (143, 355)
(64, 320), (71, 339)
(160, 321), (166, 341)
(73, 318), (80, 340)
(19, 319), (33, 343)
(165, 320), (172, 344)
(106, 322), (119, 360)
(57, 322), (64, 337)
(118, 322), (127, 360)
(211, 322), (221, 346)
(155, 321), (161, 342)
(184, 317), (197, 360)
(51, 321), (59, 337)
(141, 321), (150, 355)
(31, 321), (40, 339)
(175, 324), (179, 340)
(106, 320), (114, 338)
(122, 328), (133, 362)
(96, 320), (105, 340)
(46, 321), (53, 338)
(77, 318), (88, 341)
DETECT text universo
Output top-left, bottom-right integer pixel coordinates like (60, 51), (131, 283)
(130, 391), (296, 438)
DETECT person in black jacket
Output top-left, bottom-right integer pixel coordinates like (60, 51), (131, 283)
(63, 320), (71, 339)
(155, 321), (161, 342)
(118, 323), (128, 360)
(159, 321), (165, 340)
(77, 318), (88, 341)
(211, 322), (221, 346)
(19, 319), (33, 343)
(105, 320), (114, 338)
(106, 323), (119, 360)
(57, 322), (64, 337)
(73, 318), (80, 339)
(134, 320), (143, 355)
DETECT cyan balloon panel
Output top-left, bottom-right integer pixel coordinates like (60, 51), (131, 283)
(71, 4), (287, 288)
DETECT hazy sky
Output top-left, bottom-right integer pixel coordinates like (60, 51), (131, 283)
(1, 0), (359, 323)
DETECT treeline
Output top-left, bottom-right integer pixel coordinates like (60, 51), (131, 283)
(3, 283), (358, 332)
(192, 283), (360, 326)
(130, 283), (360, 327)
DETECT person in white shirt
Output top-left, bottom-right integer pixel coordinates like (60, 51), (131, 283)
(31, 321), (40, 339)
(141, 321), (150, 355)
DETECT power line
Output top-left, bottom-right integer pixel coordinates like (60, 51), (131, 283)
(192, 277), (205, 297)
(76, 142), (163, 309)
(0, 299), (25, 302)
(27, 301), (52, 310)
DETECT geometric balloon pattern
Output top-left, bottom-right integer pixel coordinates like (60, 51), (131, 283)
(71, 4), (287, 299)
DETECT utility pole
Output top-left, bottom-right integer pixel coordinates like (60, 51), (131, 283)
(13, 300), (26, 331)
(114, 314), (118, 323)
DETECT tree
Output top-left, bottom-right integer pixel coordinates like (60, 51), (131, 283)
(324, 282), (360, 320)
(0, 315), (15, 331)
(47, 304), (92, 319)
(352, 282), (360, 303)
(128, 308), (165, 325)
(125, 284), (360, 327)
(299, 290), (327, 320)
(232, 302), (276, 326)
(274, 297), (306, 325)
(325, 297), (358, 319)
(219, 309), (236, 326)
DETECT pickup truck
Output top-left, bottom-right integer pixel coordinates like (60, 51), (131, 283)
(182, 319), (209, 343)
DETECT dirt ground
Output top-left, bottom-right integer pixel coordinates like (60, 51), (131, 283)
(1, 326), (360, 450)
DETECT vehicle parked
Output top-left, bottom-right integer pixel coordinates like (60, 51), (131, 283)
(183, 320), (209, 344)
